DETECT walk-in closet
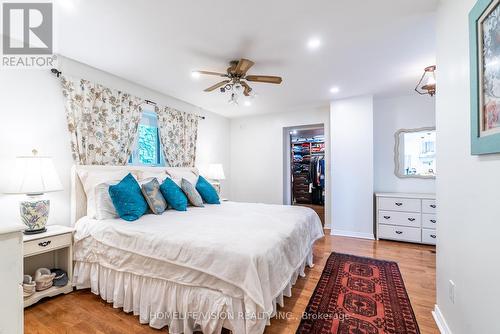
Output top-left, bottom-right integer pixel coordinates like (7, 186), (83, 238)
(290, 127), (325, 225)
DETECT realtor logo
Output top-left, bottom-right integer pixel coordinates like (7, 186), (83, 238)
(2, 2), (53, 54)
(1, 2), (55, 68)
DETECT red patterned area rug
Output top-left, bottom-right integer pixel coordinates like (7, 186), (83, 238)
(296, 253), (420, 334)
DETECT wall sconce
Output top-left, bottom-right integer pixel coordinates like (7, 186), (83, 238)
(415, 65), (436, 97)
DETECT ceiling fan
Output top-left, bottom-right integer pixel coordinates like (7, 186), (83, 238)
(194, 58), (282, 104)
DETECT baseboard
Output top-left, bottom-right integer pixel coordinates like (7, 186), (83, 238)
(330, 229), (374, 240)
(432, 305), (452, 334)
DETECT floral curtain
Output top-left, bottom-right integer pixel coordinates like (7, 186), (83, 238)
(61, 76), (143, 165)
(156, 106), (199, 167)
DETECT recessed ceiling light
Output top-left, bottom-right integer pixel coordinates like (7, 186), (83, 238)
(307, 38), (321, 50)
(191, 71), (201, 79)
(330, 86), (340, 94)
(244, 100), (252, 107)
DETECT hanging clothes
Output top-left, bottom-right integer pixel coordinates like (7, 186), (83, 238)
(292, 136), (325, 205)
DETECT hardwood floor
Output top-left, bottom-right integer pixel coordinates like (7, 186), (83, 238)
(24, 232), (438, 334)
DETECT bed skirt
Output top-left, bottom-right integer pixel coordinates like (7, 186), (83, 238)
(73, 248), (314, 334)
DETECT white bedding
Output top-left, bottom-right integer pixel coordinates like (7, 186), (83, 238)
(73, 201), (324, 334)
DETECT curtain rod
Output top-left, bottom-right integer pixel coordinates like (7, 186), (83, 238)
(50, 68), (205, 120)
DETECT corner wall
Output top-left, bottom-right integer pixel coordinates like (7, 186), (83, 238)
(0, 56), (231, 226)
(330, 95), (374, 238)
(435, 0), (500, 332)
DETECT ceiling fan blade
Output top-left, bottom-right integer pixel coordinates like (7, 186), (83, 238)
(204, 80), (230, 92)
(234, 59), (255, 75)
(241, 81), (253, 96)
(245, 75), (282, 84)
(196, 70), (228, 77)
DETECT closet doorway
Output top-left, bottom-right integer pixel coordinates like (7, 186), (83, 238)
(283, 125), (326, 226)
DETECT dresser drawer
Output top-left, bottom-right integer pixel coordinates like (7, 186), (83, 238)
(422, 214), (437, 229)
(379, 210), (421, 228)
(24, 233), (72, 257)
(378, 225), (421, 243)
(422, 228), (437, 245)
(422, 199), (437, 214)
(378, 197), (421, 212)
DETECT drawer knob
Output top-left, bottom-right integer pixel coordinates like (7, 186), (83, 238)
(430, 204), (436, 209)
(430, 219), (436, 224)
(430, 234), (436, 239)
(408, 218), (416, 222)
(395, 202), (403, 206)
(383, 216), (391, 219)
(38, 241), (51, 247)
(395, 231), (403, 234)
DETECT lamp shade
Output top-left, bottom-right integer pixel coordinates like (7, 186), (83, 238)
(207, 164), (225, 180)
(5, 151), (62, 195)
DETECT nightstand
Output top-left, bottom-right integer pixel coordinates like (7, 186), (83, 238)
(23, 225), (73, 307)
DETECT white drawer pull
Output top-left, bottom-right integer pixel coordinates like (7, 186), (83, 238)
(395, 231), (403, 234)
(38, 241), (51, 247)
(408, 218), (416, 222)
(383, 215), (391, 219)
(430, 234), (436, 239)
(395, 202), (403, 206)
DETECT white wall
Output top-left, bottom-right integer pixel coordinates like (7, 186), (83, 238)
(229, 106), (331, 227)
(435, 0), (500, 333)
(0, 56), (231, 227)
(330, 96), (374, 239)
(374, 94), (436, 193)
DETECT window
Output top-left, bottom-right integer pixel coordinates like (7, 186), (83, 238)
(128, 109), (166, 166)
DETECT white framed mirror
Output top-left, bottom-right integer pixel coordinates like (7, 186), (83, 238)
(394, 127), (436, 179)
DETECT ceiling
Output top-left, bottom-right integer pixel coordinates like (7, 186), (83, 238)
(54, 0), (438, 118)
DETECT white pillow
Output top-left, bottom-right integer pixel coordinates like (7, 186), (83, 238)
(94, 180), (120, 220)
(165, 167), (199, 186)
(77, 169), (136, 218)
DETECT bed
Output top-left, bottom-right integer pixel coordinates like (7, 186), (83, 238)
(71, 165), (324, 334)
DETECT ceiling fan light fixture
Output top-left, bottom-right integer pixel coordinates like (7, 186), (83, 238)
(228, 92), (239, 105)
(196, 58), (282, 103)
(233, 83), (243, 93)
(191, 71), (201, 79)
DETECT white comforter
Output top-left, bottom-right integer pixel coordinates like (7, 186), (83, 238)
(73, 201), (324, 333)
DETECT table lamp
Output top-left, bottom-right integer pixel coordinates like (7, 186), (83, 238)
(4, 149), (62, 234)
(207, 164), (225, 195)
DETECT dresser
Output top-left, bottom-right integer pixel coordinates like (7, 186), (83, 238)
(375, 193), (436, 245)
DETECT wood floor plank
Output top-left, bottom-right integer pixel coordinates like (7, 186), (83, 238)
(25, 233), (438, 334)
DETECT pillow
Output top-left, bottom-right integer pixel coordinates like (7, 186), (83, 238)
(108, 173), (148, 221)
(181, 178), (204, 207)
(196, 176), (220, 204)
(77, 169), (135, 218)
(141, 178), (167, 214)
(159, 178), (188, 211)
(94, 180), (120, 220)
(165, 168), (199, 186)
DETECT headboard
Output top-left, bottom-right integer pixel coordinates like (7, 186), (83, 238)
(70, 165), (199, 226)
